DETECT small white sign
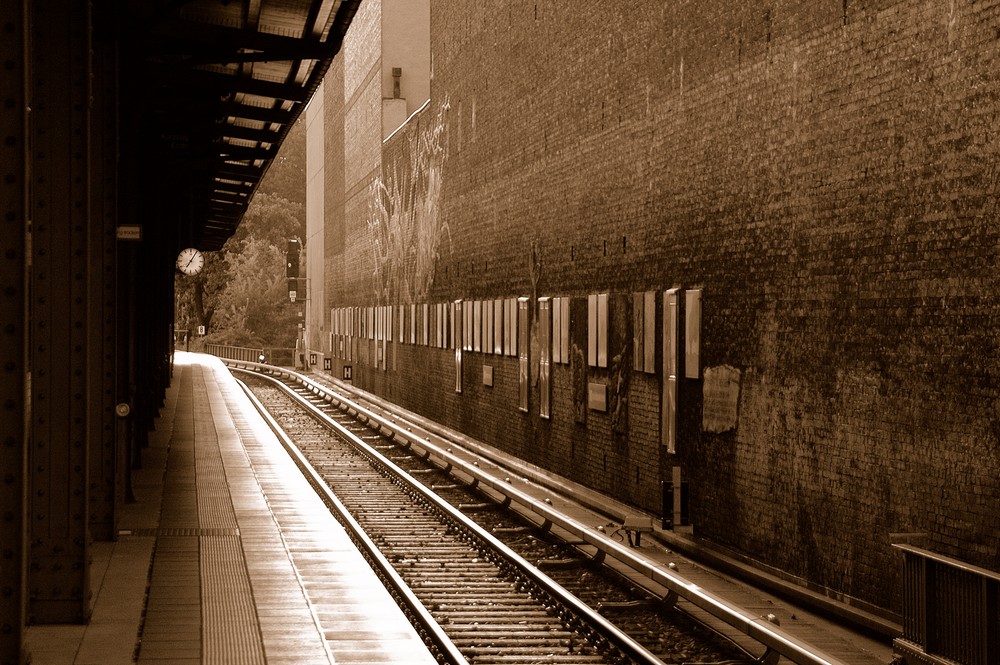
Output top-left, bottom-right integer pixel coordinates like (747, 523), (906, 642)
(116, 225), (142, 241)
(197, 325), (205, 336)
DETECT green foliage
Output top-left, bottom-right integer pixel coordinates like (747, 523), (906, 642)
(206, 232), (301, 347)
(256, 117), (306, 209)
(175, 193), (305, 347)
(174, 129), (307, 348)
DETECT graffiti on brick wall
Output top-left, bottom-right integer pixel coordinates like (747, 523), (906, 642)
(367, 100), (451, 305)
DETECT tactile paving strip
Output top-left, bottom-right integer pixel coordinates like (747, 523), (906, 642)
(203, 360), (335, 664)
(202, 535), (266, 665)
(196, 366), (267, 664)
(124, 528), (240, 537)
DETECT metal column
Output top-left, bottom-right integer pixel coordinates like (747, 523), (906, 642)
(0, 0), (29, 660)
(87, 9), (120, 541)
(29, 0), (92, 623)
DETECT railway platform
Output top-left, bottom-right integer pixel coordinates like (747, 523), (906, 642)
(24, 352), (437, 665)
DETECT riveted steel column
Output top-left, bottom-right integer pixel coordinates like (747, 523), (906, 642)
(0, 0), (28, 660)
(29, 0), (92, 623)
(88, 6), (119, 541)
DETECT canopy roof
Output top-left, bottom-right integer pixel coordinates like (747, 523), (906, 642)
(120, 0), (359, 250)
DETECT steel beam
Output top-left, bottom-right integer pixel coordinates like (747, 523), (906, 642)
(0, 0), (28, 660)
(88, 12), (120, 542)
(28, 0), (92, 623)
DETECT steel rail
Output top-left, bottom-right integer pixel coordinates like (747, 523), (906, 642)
(228, 360), (850, 665)
(234, 374), (470, 665)
(238, 366), (668, 665)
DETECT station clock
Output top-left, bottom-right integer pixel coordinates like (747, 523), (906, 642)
(175, 247), (205, 276)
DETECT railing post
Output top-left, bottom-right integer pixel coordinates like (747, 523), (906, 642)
(922, 555), (932, 654)
(894, 544), (1000, 665)
(984, 578), (996, 665)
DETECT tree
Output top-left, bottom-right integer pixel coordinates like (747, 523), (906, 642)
(180, 192), (303, 347)
(256, 117), (305, 208)
(174, 124), (306, 348)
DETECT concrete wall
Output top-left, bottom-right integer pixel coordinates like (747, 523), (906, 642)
(304, 80), (325, 353)
(381, 0), (430, 138)
(314, 0), (1000, 613)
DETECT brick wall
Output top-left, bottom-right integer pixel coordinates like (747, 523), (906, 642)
(322, 57), (345, 312)
(316, 0), (1000, 612)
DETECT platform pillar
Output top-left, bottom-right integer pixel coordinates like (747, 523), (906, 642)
(0, 0), (29, 660)
(87, 7), (122, 542)
(28, 0), (92, 623)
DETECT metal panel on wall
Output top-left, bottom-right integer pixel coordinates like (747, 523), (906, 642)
(560, 296), (570, 365)
(685, 289), (701, 379)
(474, 300), (481, 352)
(539, 298), (551, 419)
(453, 301), (462, 393)
(518, 298), (529, 412)
(552, 297), (562, 364)
(662, 289), (680, 454)
(633, 292), (644, 372)
(588, 293), (608, 368)
(493, 300), (503, 354)
(483, 300), (493, 355)
(644, 290), (656, 372)
(422, 303), (429, 346)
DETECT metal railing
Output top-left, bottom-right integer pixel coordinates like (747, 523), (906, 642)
(206, 344), (294, 366)
(894, 543), (999, 665)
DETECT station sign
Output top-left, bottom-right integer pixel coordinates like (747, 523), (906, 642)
(116, 224), (142, 241)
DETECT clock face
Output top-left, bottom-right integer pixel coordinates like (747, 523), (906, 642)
(176, 247), (205, 276)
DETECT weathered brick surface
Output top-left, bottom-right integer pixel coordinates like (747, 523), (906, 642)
(318, 0), (1000, 611)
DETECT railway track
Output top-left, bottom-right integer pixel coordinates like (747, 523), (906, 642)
(235, 368), (755, 665)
